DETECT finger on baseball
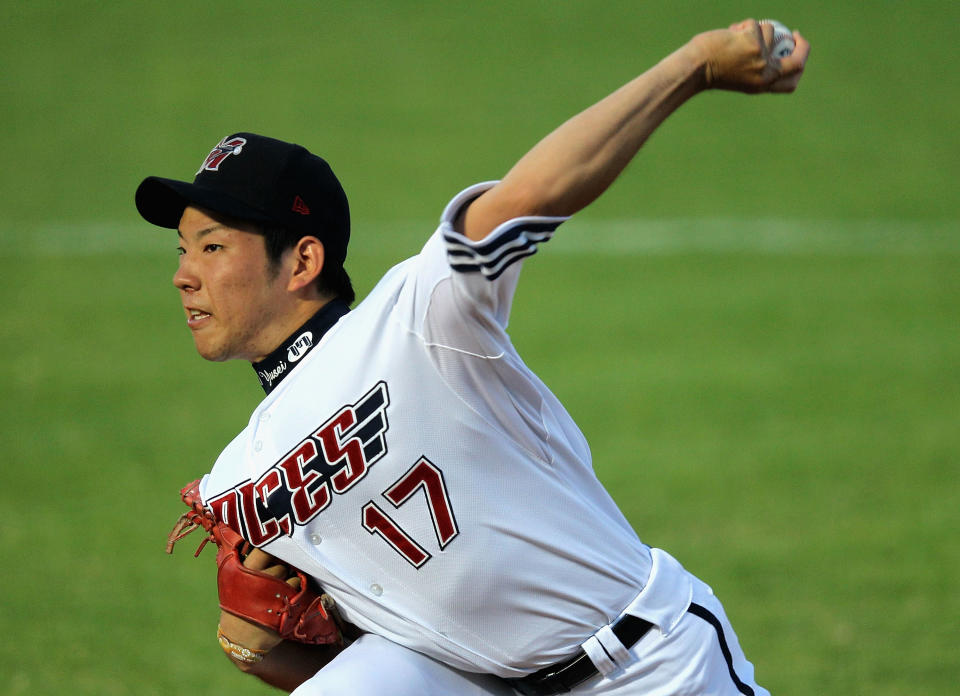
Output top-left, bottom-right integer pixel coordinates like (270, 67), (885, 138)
(286, 575), (302, 590)
(748, 18), (765, 48)
(772, 33), (810, 91)
(790, 31), (811, 67)
(758, 20), (775, 51)
(261, 564), (289, 579)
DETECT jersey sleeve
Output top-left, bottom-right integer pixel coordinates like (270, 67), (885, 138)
(394, 182), (571, 461)
(438, 182), (568, 331)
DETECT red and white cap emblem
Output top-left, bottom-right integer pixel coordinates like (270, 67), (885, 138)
(197, 136), (247, 174)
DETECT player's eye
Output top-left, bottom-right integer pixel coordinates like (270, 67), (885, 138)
(176, 246), (185, 256)
(203, 243), (223, 253)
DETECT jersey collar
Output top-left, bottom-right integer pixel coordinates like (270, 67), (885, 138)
(252, 299), (350, 394)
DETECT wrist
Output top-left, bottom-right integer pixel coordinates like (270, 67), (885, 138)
(218, 609), (284, 652)
(641, 41), (709, 109)
(218, 625), (269, 666)
(675, 35), (712, 94)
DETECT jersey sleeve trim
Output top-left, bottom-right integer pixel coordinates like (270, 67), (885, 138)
(439, 182), (570, 281)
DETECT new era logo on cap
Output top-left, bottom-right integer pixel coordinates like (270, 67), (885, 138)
(198, 136), (247, 174)
(292, 196), (311, 215)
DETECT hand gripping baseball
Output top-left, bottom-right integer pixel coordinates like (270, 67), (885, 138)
(691, 18), (810, 94)
(167, 479), (342, 647)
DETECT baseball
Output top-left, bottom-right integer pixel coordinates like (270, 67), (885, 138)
(760, 19), (796, 58)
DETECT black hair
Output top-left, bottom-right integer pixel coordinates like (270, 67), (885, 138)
(259, 224), (355, 306)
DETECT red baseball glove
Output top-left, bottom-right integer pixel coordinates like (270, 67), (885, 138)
(166, 479), (341, 646)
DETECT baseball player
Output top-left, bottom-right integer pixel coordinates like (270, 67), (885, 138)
(140, 19), (809, 695)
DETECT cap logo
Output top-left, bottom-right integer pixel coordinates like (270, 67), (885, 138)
(292, 196), (311, 215)
(197, 136), (247, 174)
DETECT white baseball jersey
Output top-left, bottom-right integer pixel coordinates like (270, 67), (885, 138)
(199, 181), (656, 677)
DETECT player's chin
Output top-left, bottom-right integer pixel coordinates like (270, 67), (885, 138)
(192, 337), (234, 363)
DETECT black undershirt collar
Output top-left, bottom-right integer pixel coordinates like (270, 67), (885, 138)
(252, 299), (350, 394)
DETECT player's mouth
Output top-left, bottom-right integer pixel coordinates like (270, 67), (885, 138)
(185, 308), (212, 328)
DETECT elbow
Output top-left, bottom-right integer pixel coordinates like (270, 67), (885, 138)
(491, 179), (572, 219)
(461, 178), (574, 241)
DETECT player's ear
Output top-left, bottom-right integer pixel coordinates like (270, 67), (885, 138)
(286, 236), (325, 294)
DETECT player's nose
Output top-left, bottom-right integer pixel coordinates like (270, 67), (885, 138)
(173, 259), (200, 292)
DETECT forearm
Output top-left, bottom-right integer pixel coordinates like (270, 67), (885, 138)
(229, 639), (341, 692)
(460, 41), (705, 239)
(502, 43), (704, 216)
(458, 21), (808, 241)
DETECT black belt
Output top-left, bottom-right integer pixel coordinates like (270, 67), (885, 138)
(506, 615), (654, 696)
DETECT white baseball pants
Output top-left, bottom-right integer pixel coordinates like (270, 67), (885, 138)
(291, 548), (767, 696)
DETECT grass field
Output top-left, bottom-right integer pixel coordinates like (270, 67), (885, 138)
(1, 2), (957, 695)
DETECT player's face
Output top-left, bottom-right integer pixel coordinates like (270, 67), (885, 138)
(173, 206), (291, 363)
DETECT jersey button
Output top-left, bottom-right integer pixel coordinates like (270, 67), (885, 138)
(309, 533), (322, 545)
(254, 440), (263, 452)
(370, 583), (383, 597)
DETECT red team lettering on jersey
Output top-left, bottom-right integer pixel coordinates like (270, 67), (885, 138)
(208, 382), (390, 546)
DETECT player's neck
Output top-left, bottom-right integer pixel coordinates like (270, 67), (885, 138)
(250, 299), (351, 394)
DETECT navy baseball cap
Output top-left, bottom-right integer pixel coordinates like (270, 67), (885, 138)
(135, 132), (350, 266)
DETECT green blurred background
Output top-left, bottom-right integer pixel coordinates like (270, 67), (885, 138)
(1, 1), (957, 694)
